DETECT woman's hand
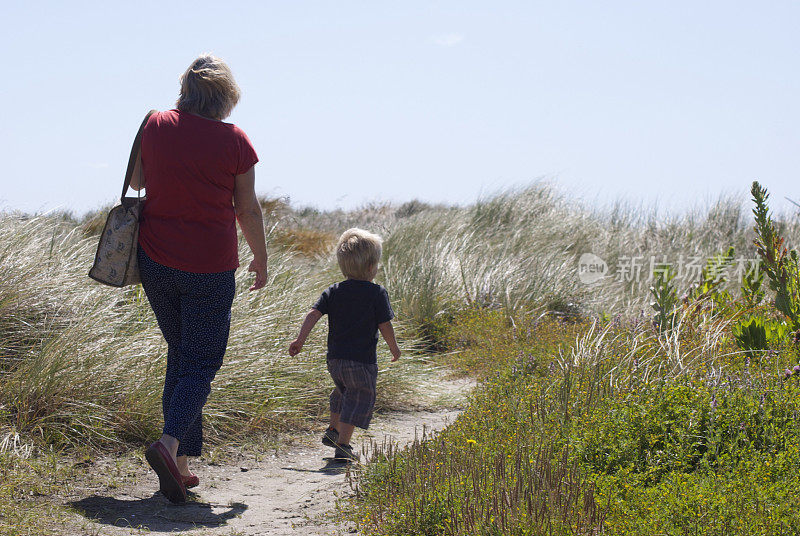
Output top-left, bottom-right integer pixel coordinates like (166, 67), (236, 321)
(248, 258), (267, 291)
(234, 166), (268, 291)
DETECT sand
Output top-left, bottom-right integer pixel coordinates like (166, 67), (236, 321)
(63, 380), (471, 536)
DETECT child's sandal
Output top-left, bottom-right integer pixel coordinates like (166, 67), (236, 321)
(322, 427), (339, 448)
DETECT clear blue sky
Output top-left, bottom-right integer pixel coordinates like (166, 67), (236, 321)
(1, 1), (798, 216)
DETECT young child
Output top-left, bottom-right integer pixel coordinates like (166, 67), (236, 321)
(288, 228), (401, 461)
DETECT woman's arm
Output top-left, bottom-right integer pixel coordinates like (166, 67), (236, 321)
(233, 166), (268, 291)
(130, 149), (144, 191)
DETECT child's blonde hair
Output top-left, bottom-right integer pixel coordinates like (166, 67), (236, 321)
(336, 228), (382, 280)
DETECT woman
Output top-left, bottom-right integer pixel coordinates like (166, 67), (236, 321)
(130, 54), (267, 503)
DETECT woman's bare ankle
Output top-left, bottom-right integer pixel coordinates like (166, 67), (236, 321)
(176, 455), (191, 476)
(158, 434), (180, 460)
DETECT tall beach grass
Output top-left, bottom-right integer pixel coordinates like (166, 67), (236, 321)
(343, 181), (800, 535)
(0, 210), (432, 452)
(382, 182), (800, 335)
(5, 182), (799, 451)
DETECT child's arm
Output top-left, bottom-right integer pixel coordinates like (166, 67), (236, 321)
(378, 321), (401, 362)
(289, 309), (323, 356)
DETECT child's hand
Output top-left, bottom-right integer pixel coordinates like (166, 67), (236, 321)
(289, 310), (322, 357)
(288, 339), (303, 356)
(378, 320), (401, 363)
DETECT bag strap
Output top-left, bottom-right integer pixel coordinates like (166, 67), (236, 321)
(121, 110), (158, 201)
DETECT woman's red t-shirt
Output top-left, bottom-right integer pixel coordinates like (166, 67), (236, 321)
(138, 109), (259, 273)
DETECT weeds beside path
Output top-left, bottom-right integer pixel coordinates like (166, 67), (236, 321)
(56, 378), (473, 536)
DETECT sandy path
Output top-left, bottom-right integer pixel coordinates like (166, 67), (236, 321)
(64, 381), (471, 536)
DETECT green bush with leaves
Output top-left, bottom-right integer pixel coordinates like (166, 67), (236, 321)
(349, 310), (800, 535)
(732, 315), (790, 356)
(650, 264), (679, 332)
(751, 181), (800, 332)
(741, 260), (765, 308)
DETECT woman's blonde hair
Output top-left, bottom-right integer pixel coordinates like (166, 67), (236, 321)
(336, 228), (383, 280)
(176, 54), (241, 120)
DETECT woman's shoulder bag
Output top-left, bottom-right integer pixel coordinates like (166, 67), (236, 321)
(88, 110), (157, 287)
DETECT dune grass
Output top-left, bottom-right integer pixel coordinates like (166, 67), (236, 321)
(4, 182), (800, 534)
(0, 210), (433, 453)
(382, 183), (800, 342)
(0, 449), (81, 536)
(343, 182), (800, 535)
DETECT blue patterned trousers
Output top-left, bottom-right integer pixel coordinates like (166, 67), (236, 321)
(138, 247), (236, 456)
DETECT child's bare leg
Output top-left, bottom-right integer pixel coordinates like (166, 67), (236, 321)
(329, 412), (340, 430)
(335, 422), (356, 445)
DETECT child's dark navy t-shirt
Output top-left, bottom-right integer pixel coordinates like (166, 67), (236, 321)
(312, 279), (395, 364)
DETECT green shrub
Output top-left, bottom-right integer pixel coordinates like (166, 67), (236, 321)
(732, 315), (791, 356)
(650, 264), (678, 332)
(742, 259), (765, 307)
(349, 307), (800, 535)
(751, 181), (800, 332)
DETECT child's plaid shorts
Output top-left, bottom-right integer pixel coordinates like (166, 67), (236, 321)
(327, 358), (378, 429)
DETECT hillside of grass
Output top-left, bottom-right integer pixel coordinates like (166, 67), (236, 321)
(349, 305), (800, 535)
(4, 181), (800, 534)
(0, 197), (448, 534)
(345, 183), (800, 535)
(0, 199), (446, 452)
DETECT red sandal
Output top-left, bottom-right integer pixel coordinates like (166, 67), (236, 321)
(145, 441), (186, 503)
(182, 473), (200, 488)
